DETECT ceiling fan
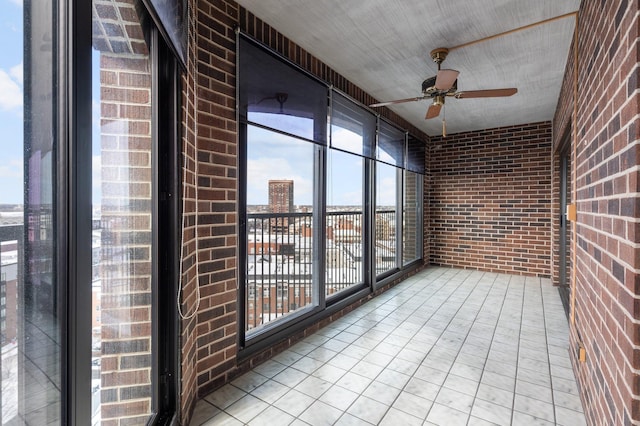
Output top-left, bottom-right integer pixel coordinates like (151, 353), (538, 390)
(369, 47), (517, 136)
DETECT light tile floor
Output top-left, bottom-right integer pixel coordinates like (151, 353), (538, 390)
(189, 267), (586, 426)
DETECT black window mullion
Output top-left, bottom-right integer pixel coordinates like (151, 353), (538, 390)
(68, 0), (94, 423)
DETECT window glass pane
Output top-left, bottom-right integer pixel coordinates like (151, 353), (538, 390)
(407, 134), (425, 174)
(403, 171), (421, 265)
(0, 0), (61, 423)
(326, 149), (363, 296)
(239, 37), (328, 143)
(330, 92), (375, 158)
(92, 1), (154, 423)
(245, 124), (316, 333)
(376, 163), (399, 275)
(377, 121), (405, 166)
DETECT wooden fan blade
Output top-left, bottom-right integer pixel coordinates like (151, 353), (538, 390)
(369, 96), (425, 108)
(454, 88), (518, 99)
(435, 69), (459, 91)
(425, 103), (442, 119)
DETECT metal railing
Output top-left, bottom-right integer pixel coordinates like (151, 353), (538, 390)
(245, 210), (396, 331)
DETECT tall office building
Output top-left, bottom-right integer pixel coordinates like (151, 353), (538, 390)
(268, 180), (294, 232)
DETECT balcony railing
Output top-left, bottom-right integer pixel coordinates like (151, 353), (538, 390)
(245, 209), (396, 331)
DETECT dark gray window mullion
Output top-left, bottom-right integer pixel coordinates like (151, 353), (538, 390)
(314, 143), (326, 309)
(68, 0), (93, 422)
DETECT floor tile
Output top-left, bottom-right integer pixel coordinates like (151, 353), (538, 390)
(553, 389), (584, 412)
(189, 400), (220, 426)
(434, 386), (474, 413)
(334, 413), (373, 425)
(251, 379), (290, 404)
(442, 373), (479, 396)
(516, 379), (553, 403)
(311, 363), (347, 383)
(362, 379), (401, 405)
(298, 400), (343, 426)
(471, 398), (514, 425)
(512, 410), (555, 425)
(555, 406), (588, 426)
(272, 367), (309, 387)
(318, 384), (359, 411)
(514, 394), (555, 423)
(350, 359), (384, 379)
(476, 382), (514, 409)
(247, 406), (295, 426)
(413, 365), (447, 386)
(346, 395), (389, 424)
(273, 389), (315, 417)
(335, 371), (372, 393)
(378, 407), (423, 426)
(386, 357), (419, 375)
(290, 356), (324, 374)
(294, 375), (332, 399)
(203, 384), (246, 410)
(426, 403), (469, 426)
(253, 359), (288, 378)
(375, 368), (411, 389)
(201, 411), (243, 426)
(224, 394), (269, 424)
(404, 376), (440, 401)
(327, 353), (360, 371)
(391, 391), (433, 420)
(481, 370), (515, 392)
(231, 371), (268, 392)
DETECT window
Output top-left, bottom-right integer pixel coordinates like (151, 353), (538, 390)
(403, 135), (425, 265)
(239, 36), (327, 334)
(238, 34), (424, 350)
(326, 92), (372, 297)
(375, 121), (405, 277)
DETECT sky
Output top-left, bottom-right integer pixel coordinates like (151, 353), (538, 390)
(0, 0), (24, 205)
(247, 120), (398, 207)
(0, 0), (101, 207)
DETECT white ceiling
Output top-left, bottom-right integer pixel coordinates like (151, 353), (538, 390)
(235, 0), (580, 137)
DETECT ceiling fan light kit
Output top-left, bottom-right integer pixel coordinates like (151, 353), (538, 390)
(369, 46), (518, 136)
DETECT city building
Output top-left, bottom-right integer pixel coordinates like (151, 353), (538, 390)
(0, 0), (638, 425)
(268, 179), (295, 233)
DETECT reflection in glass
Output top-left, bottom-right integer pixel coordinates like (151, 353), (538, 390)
(377, 122), (405, 167)
(330, 92), (376, 158)
(92, 1), (154, 423)
(245, 125), (316, 332)
(238, 37), (328, 143)
(403, 171), (421, 265)
(0, 0), (63, 423)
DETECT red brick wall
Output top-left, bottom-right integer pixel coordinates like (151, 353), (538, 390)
(179, 1), (431, 423)
(552, 1), (640, 424)
(430, 122), (552, 277)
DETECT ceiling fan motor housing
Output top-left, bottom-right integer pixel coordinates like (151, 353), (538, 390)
(422, 76), (457, 96)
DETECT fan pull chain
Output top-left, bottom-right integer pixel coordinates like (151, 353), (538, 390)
(442, 105), (447, 137)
